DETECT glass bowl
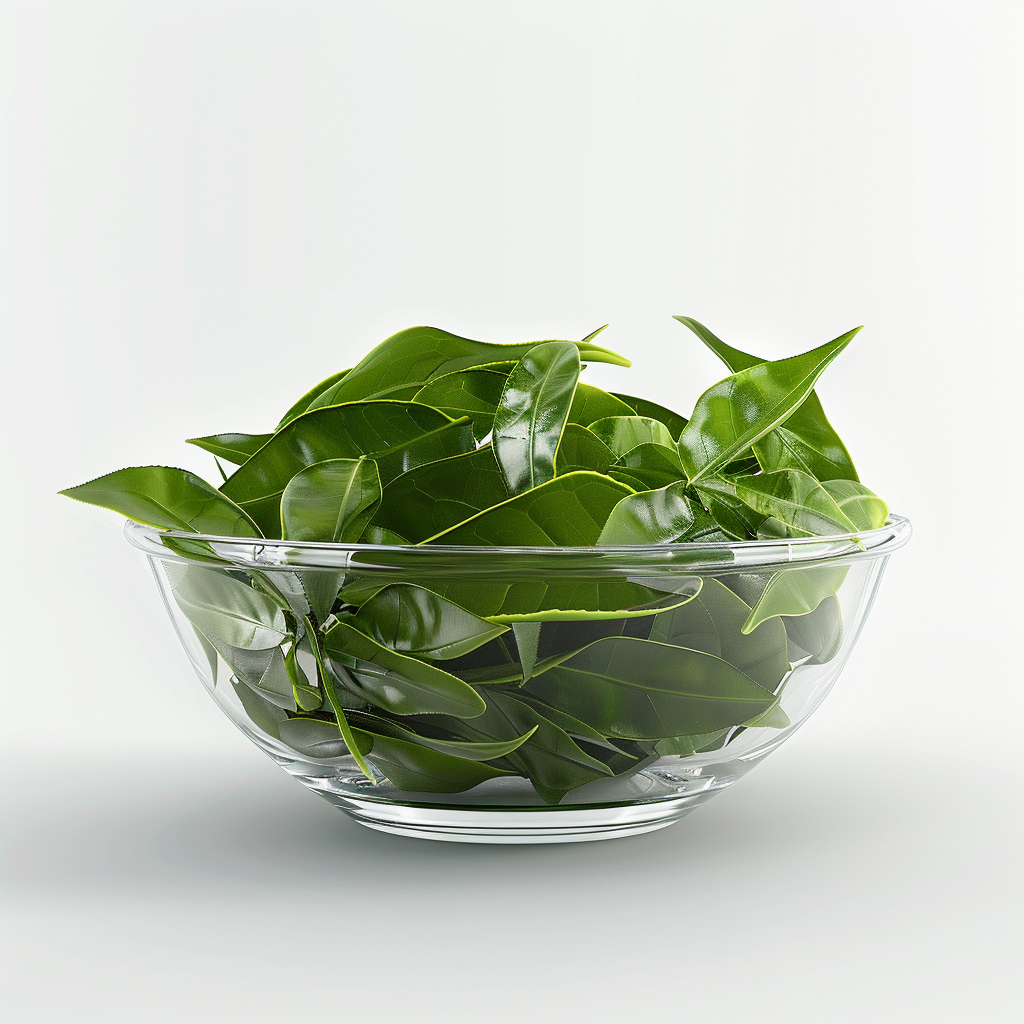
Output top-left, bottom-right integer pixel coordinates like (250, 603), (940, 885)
(127, 516), (911, 844)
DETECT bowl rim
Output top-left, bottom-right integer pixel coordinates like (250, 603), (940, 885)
(124, 514), (912, 572)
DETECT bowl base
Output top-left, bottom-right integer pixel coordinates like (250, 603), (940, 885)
(297, 765), (740, 843)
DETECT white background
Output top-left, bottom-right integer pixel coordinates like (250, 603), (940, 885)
(2, 2), (1022, 1021)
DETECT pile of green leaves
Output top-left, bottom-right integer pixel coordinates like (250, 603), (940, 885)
(61, 319), (889, 802)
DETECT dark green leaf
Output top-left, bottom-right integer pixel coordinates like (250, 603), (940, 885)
(648, 578), (789, 691)
(232, 679), (287, 739)
(609, 444), (686, 491)
(324, 620), (486, 718)
(493, 341), (581, 495)
(423, 471), (633, 546)
(369, 446), (508, 543)
(675, 316), (859, 481)
(522, 636), (776, 739)
(412, 368), (508, 441)
(567, 383), (636, 426)
(219, 401), (452, 536)
(186, 433), (272, 466)
(171, 566), (288, 650)
(353, 727), (513, 792)
(677, 328), (860, 483)
(346, 584), (508, 660)
(302, 326), (629, 410)
(554, 423), (617, 475)
(347, 710), (536, 761)
(599, 482), (729, 545)
(276, 369), (351, 430)
(278, 716), (372, 759)
(280, 458), (381, 543)
(784, 595), (843, 664)
(60, 466), (260, 537)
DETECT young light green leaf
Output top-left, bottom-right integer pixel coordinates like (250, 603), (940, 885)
(821, 479), (889, 530)
(598, 482), (726, 545)
(741, 565), (850, 634)
(346, 584), (508, 660)
(60, 466), (260, 537)
(677, 327), (860, 483)
(423, 471), (633, 546)
(589, 416), (675, 457)
(701, 469), (858, 537)
(325, 620), (486, 718)
(493, 341), (581, 496)
(280, 458), (382, 543)
(611, 394), (689, 440)
(186, 433), (272, 466)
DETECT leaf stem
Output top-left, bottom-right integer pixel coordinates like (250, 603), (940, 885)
(302, 615), (375, 783)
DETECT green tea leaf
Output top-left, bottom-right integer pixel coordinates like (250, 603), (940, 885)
(303, 326), (629, 410)
(325, 620), (486, 718)
(412, 368), (508, 441)
(60, 466), (260, 537)
(648, 578), (789, 691)
(598, 482), (728, 545)
(522, 636), (776, 739)
(567, 382), (636, 427)
(677, 327), (859, 483)
(276, 369), (350, 430)
(220, 401), (452, 536)
(493, 341), (581, 496)
(554, 423), (617, 475)
(675, 316), (859, 481)
(821, 479), (889, 530)
(700, 469), (858, 537)
(370, 446), (509, 543)
(423, 471), (633, 546)
(346, 584), (508, 660)
(186, 433), (272, 466)
(171, 566), (288, 650)
(609, 444), (686, 491)
(281, 458), (382, 543)
(353, 727), (513, 792)
(589, 416), (675, 457)
(611, 393), (689, 440)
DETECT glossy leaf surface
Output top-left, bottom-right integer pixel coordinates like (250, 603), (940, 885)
(220, 402), (450, 536)
(346, 584), (508, 660)
(701, 469), (858, 537)
(370, 446), (509, 543)
(493, 341), (581, 495)
(589, 416), (675, 458)
(675, 316), (858, 481)
(325, 620), (486, 718)
(821, 479), (889, 530)
(303, 326), (628, 410)
(280, 458), (382, 543)
(598, 482), (725, 545)
(523, 636), (776, 739)
(412, 368), (508, 440)
(677, 328), (859, 483)
(424, 471), (632, 546)
(186, 433), (272, 466)
(611, 393), (689, 440)
(60, 467), (260, 537)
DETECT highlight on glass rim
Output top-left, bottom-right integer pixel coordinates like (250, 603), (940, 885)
(61, 315), (908, 843)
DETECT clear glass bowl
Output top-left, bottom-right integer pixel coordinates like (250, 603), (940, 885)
(127, 516), (911, 844)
